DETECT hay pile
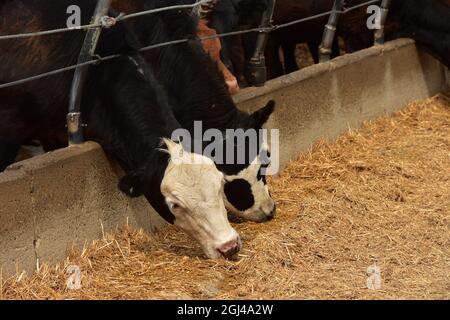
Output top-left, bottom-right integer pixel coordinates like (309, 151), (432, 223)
(2, 95), (449, 300)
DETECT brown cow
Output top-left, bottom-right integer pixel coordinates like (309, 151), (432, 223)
(197, 19), (240, 95)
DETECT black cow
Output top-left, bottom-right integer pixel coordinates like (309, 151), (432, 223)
(0, 0), (241, 259)
(112, 0), (277, 223)
(386, 0), (450, 68)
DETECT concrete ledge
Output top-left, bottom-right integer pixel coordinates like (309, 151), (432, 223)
(0, 38), (447, 277)
(234, 38), (446, 170)
(0, 142), (165, 277)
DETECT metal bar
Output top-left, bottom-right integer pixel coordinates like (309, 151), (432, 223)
(0, 0), (214, 41)
(246, 0), (277, 87)
(67, 0), (111, 145)
(374, 0), (392, 46)
(319, 0), (344, 63)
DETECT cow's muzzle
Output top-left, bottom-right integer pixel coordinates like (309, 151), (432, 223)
(217, 238), (241, 260)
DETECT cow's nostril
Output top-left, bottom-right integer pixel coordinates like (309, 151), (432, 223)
(271, 204), (277, 215)
(217, 239), (240, 259)
(265, 204), (277, 221)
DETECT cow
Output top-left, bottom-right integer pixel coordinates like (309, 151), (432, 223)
(205, 0), (368, 79)
(386, 0), (450, 68)
(111, 0), (277, 223)
(315, 0), (450, 69)
(267, 0), (450, 75)
(267, 0), (341, 78)
(206, 0), (450, 81)
(0, 0), (241, 259)
(197, 18), (240, 95)
(203, 0), (270, 75)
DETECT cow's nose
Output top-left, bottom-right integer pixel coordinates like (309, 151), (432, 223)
(266, 204), (276, 221)
(217, 239), (241, 260)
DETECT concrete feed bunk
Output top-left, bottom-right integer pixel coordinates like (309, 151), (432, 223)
(0, 39), (448, 284)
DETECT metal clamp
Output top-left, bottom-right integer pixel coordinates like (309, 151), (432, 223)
(246, 0), (277, 87)
(100, 15), (117, 28)
(374, 0), (392, 46)
(319, 0), (344, 63)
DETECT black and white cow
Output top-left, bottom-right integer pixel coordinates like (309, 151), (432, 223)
(0, 0), (241, 259)
(112, 0), (277, 223)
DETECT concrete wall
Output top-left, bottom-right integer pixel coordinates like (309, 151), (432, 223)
(235, 39), (446, 170)
(0, 39), (447, 277)
(0, 143), (165, 277)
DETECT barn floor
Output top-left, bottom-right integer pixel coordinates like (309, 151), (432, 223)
(2, 95), (449, 300)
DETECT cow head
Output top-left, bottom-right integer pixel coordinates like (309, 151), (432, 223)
(119, 139), (241, 260)
(218, 100), (276, 222)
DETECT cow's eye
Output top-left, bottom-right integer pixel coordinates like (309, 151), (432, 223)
(167, 199), (184, 212)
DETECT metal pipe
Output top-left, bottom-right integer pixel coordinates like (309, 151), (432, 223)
(68, 0), (111, 145)
(318, 0), (344, 63)
(246, 0), (276, 87)
(374, 0), (392, 46)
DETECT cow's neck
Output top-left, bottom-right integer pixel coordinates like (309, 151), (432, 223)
(151, 40), (239, 129)
(115, 1), (245, 130)
(84, 56), (178, 172)
(125, 7), (239, 130)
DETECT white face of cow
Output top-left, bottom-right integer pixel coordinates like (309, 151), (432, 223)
(223, 147), (276, 222)
(160, 139), (241, 259)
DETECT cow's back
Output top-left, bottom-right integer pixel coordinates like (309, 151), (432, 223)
(0, 0), (140, 146)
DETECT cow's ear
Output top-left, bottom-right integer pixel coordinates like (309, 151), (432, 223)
(119, 171), (145, 197)
(161, 138), (185, 163)
(162, 138), (180, 154)
(251, 100), (275, 128)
